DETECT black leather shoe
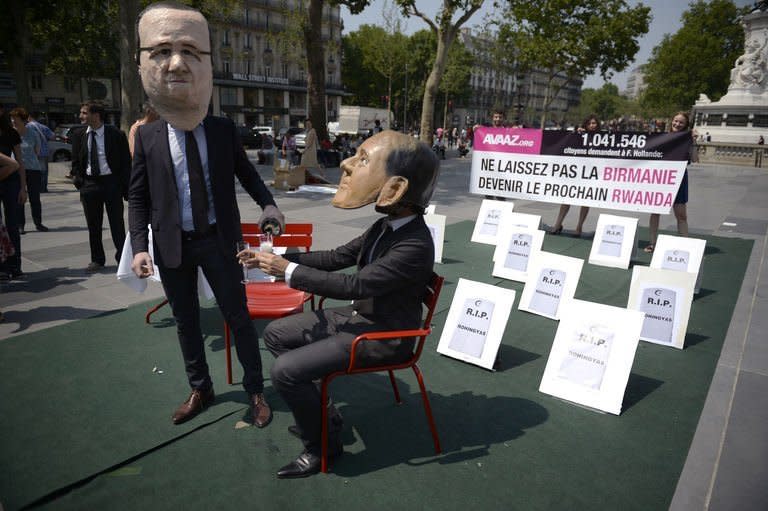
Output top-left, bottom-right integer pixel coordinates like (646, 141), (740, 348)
(276, 448), (343, 479)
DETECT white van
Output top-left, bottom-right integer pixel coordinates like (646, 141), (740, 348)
(252, 126), (274, 138)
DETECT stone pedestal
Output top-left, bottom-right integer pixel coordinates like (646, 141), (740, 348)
(693, 7), (768, 144)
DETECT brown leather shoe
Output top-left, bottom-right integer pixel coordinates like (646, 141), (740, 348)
(172, 388), (215, 425)
(251, 393), (272, 428)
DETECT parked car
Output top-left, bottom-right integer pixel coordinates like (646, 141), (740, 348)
(54, 124), (85, 144)
(237, 125), (262, 149)
(48, 140), (73, 162)
(252, 126), (274, 139)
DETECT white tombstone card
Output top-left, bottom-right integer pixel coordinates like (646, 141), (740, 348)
(425, 213), (446, 264)
(492, 227), (545, 282)
(470, 199), (515, 245)
(518, 252), (584, 320)
(492, 212), (543, 262)
(650, 234), (706, 294)
(588, 214), (639, 269)
(627, 266), (696, 349)
(539, 300), (644, 415)
(436, 278), (516, 370)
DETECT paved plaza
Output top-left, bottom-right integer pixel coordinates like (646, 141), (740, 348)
(1, 150), (765, 509)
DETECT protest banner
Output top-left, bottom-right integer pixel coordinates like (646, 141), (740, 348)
(539, 299), (644, 415)
(470, 127), (692, 214)
(437, 278), (516, 370)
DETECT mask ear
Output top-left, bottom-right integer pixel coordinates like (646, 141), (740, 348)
(376, 176), (409, 208)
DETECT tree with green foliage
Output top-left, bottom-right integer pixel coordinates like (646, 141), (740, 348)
(640, 0), (747, 116)
(394, 0), (484, 144)
(438, 41), (473, 128)
(493, 0), (650, 128)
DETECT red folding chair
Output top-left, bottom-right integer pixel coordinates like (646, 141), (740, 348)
(223, 223), (314, 385)
(319, 272), (444, 473)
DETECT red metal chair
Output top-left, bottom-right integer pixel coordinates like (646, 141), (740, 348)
(319, 272), (445, 473)
(223, 223), (314, 385)
(144, 223), (314, 324)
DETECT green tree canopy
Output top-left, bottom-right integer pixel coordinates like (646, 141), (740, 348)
(493, 0), (650, 127)
(640, 0), (747, 116)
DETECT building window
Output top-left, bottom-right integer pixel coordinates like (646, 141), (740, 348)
(223, 60), (231, 73)
(282, 63), (288, 78)
(64, 76), (76, 92)
(223, 30), (230, 47)
(30, 74), (43, 90)
(220, 87), (238, 105)
(245, 33), (252, 49)
(263, 89), (282, 108)
(244, 8), (250, 25)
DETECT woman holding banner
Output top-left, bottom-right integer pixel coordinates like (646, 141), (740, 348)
(645, 111), (696, 253)
(549, 114), (600, 237)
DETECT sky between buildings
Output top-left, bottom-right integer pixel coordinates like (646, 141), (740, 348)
(343, 0), (755, 91)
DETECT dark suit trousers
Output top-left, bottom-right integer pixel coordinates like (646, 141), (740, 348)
(80, 174), (125, 265)
(0, 172), (21, 272)
(159, 235), (264, 395)
(17, 169), (42, 229)
(264, 306), (382, 453)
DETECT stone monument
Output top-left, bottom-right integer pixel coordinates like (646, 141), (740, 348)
(694, 3), (768, 144)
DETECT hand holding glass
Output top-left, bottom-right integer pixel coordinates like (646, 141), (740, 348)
(236, 241), (251, 284)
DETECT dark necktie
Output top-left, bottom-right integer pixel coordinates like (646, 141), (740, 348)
(89, 131), (100, 176)
(185, 131), (210, 233)
(367, 220), (391, 263)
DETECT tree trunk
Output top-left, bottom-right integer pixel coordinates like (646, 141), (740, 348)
(304, 0), (328, 142)
(419, 28), (454, 145)
(9, 7), (30, 109)
(118, 0), (142, 134)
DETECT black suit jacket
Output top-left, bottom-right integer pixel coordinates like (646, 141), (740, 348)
(71, 125), (131, 192)
(128, 116), (277, 269)
(286, 216), (435, 331)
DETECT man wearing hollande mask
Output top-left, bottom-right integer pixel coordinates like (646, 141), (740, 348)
(129, 1), (284, 429)
(239, 130), (440, 478)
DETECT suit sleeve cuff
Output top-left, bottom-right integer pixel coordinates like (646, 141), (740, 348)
(284, 262), (299, 286)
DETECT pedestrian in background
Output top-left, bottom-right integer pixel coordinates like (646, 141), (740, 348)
(0, 112), (26, 279)
(10, 107), (48, 233)
(128, 102), (159, 158)
(28, 112), (55, 193)
(645, 111), (695, 253)
(549, 114), (599, 237)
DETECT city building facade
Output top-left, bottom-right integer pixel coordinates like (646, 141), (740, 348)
(623, 66), (646, 99)
(455, 28), (582, 129)
(1, 0), (343, 132)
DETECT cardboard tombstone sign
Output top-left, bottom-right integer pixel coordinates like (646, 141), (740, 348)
(539, 299), (644, 415)
(650, 234), (706, 294)
(518, 252), (584, 320)
(471, 199), (515, 245)
(492, 227), (545, 282)
(588, 214), (639, 269)
(627, 266), (696, 349)
(425, 213), (446, 263)
(436, 278), (516, 370)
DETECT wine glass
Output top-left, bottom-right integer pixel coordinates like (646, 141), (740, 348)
(236, 240), (250, 284)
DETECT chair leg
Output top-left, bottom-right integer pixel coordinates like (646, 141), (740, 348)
(412, 364), (441, 454)
(388, 370), (402, 404)
(224, 322), (233, 385)
(321, 377), (330, 473)
(145, 299), (168, 324)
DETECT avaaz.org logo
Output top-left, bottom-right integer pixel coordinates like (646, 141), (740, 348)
(474, 127), (542, 154)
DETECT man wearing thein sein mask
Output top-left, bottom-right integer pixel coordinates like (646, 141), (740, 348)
(129, 1), (284, 428)
(239, 130), (440, 478)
